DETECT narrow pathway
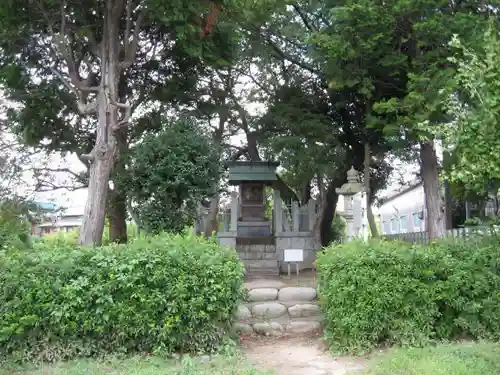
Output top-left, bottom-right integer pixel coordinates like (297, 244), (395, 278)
(241, 336), (366, 375)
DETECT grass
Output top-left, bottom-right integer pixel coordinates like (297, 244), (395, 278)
(0, 355), (271, 375)
(2, 342), (500, 375)
(364, 342), (500, 375)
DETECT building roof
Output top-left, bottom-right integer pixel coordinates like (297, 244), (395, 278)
(33, 202), (57, 211)
(379, 179), (423, 205)
(61, 205), (85, 216)
(227, 161), (280, 184)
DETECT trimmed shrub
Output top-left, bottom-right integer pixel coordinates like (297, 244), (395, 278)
(316, 236), (500, 354)
(0, 233), (244, 362)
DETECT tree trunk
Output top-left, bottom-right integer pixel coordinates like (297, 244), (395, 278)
(127, 197), (141, 236)
(319, 182), (340, 246)
(364, 143), (378, 237)
(107, 189), (128, 244)
(107, 119), (128, 243)
(78, 6), (119, 246)
(420, 141), (446, 239)
(204, 195), (220, 237)
(79, 150), (114, 246)
(443, 150), (453, 230)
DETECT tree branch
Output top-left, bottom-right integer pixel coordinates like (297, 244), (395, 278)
(37, 0), (100, 115)
(251, 24), (324, 79)
(291, 4), (318, 32)
(235, 67), (273, 97)
(121, 5), (146, 70)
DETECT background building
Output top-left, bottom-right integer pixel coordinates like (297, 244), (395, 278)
(378, 181), (426, 235)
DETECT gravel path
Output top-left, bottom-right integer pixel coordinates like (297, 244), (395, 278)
(241, 336), (366, 375)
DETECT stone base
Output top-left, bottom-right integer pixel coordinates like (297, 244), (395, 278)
(237, 220), (272, 237)
(234, 280), (322, 336)
(237, 243), (279, 277)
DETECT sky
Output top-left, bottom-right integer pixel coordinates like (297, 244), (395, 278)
(32, 137), (425, 214)
(10, 76), (430, 213)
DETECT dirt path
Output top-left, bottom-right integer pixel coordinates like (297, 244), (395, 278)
(241, 336), (366, 375)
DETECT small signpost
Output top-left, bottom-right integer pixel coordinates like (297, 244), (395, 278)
(284, 248), (304, 277)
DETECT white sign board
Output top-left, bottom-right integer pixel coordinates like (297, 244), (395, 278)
(284, 249), (304, 263)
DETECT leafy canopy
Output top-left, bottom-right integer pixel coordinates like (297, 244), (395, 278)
(125, 119), (220, 233)
(438, 21), (500, 192)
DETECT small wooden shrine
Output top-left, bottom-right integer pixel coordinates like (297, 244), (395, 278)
(227, 161), (280, 237)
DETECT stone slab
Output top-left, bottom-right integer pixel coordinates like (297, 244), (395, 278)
(243, 300), (319, 309)
(251, 302), (287, 319)
(236, 305), (252, 321)
(244, 280), (287, 290)
(288, 303), (321, 318)
(248, 288), (278, 302)
(234, 322), (254, 335)
(252, 322), (283, 336)
(250, 314), (290, 325)
(286, 320), (321, 334)
(278, 287), (317, 301)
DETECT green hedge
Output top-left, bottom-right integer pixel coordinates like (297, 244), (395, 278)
(0, 234), (244, 361)
(316, 237), (500, 354)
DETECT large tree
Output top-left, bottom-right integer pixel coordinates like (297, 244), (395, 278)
(235, 1), (392, 245)
(437, 21), (500, 193)
(0, 0), (238, 245)
(312, 0), (491, 238)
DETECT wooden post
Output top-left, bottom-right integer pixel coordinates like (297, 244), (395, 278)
(292, 201), (300, 232)
(230, 191), (238, 232)
(274, 190), (282, 234)
(308, 199), (316, 232)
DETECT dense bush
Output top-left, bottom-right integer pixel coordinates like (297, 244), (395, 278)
(0, 233), (244, 362)
(0, 199), (32, 250)
(123, 119), (220, 234)
(316, 237), (500, 354)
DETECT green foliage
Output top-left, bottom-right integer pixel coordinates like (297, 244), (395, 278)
(0, 353), (269, 375)
(330, 214), (346, 243)
(0, 199), (32, 250)
(437, 21), (500, 191)
(34, 230), (79, 248)
(365, 342), (500, 375)
(316, 237), (500, 354)
(124, 119), (220, 234)
(0, 233), (244, 362)
(312, 0), (488, 155)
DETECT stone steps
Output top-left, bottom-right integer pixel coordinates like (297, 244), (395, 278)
(235, 281), (322, 336)
(243, 260), (280, 278)
(243, 259), (278, 269)
(237, 243), (279, 277)
(236, 244), (276, 252)
(239, 252), (277, 260)
(245, 268), (280, 278)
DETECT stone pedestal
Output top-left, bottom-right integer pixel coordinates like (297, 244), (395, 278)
(238, 221), (272, 236)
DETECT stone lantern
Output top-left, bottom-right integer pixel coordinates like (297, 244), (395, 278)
(336, 166), (365, 241)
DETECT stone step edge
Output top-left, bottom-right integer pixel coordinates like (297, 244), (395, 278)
(242, 262), (279, 266)
(241, 315), (322, 324)
(235, 320), (321, 335)
(245, 273), (280, 278)
(244, 268), (280, 273)
(242, 299), (318, 307)
(239, 256), (277, 260)
(244, 281), (318, 291)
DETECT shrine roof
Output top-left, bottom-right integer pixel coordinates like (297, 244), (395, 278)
(227, 161), (280, 184)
